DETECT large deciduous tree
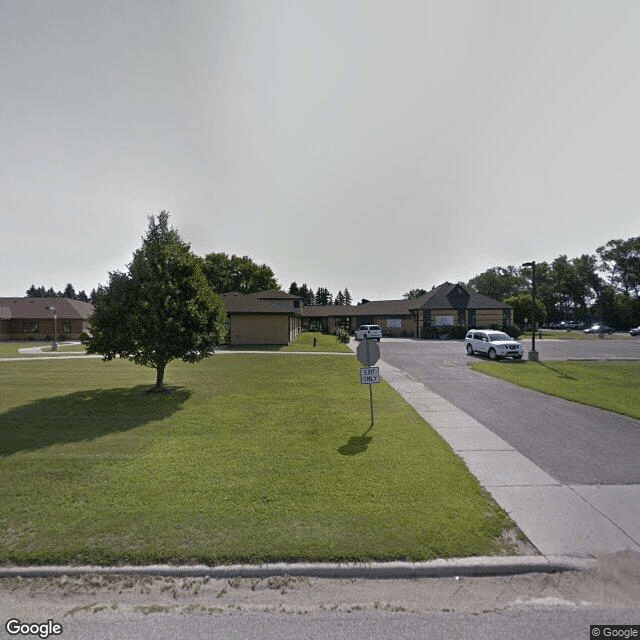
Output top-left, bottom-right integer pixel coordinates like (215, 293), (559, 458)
(503, 293), (547, 329)
(87, 212), (226, 392)
(201, 252), (278, 294)
(597, 237), (640, 296)
(467, 266), (527, 301)
(403, 288), (427, 300)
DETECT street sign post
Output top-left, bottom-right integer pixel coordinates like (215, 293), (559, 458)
(360, 367), (380, 384)
(357, 339), (380, 426)
(356, 338), (380, 367)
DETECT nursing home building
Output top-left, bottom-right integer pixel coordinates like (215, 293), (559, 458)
(299, 282), (513, 339)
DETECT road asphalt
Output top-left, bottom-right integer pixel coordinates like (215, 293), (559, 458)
(367, 338), (640, 562)
(1, 337), (639, 580)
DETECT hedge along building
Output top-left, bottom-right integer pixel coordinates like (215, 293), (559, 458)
(0, 297), (94, 341)
(301, 282), (513, 338)
(220, 291), (303, 346)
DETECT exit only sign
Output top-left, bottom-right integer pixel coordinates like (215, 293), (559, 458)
(360, 367), (380, 384)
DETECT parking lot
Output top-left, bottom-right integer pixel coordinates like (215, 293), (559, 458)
(377, 335), (640, 485)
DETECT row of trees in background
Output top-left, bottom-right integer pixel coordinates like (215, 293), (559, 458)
(467, 236), (640, 329)
(26, 284), (91, 302)
(288, 282), (353, 306)
(26, 253), (281, 305)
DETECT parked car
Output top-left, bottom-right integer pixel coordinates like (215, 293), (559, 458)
(582, 324), (615, 334)
(465, 330), (524, 360)
(630, 326), (640, 336)
(559, 321), (585, 330)
(354, 324), (382, 341)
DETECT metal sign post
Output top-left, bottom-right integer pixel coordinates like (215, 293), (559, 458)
(356, 339), (381, 427)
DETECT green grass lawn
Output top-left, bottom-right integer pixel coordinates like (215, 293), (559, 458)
(0, 341), (50, 357)
(0, 354), (512, 566)
(0, 342), (85, 357)
(227, 332), (352, 353)
(281, 331), (352, 352)
(471, 360), (640, 420)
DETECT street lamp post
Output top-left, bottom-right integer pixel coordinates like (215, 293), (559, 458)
(45, 305), (58, 351)
(522, 261), (539, 361)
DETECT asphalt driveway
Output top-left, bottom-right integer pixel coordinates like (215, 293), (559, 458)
(378, 336), (640, 485)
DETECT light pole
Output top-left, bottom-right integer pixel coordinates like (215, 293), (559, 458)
(522, 261), (538, 361)
(45, 305), (58, 351)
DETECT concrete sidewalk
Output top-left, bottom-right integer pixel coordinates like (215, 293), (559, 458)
(374, 356), (640, 558)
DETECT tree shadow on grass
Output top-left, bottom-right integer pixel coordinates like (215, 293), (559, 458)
(0, 385), (191, 457)
(338, 426), (373, 456)
(537, 361), (579, 381)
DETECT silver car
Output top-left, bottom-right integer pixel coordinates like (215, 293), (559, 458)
(465, 330), (524, 360)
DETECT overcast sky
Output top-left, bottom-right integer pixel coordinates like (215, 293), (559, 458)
(2, 1), (639, 302)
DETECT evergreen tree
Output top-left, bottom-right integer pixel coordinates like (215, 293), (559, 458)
(298, 284), (315, 306)
(288, 282), (300, 296)
(315, 287), (332, 305)
(26, 285), (41, 297)
(63, 283), (76, 299)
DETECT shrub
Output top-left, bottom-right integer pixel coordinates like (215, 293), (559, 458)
(449, 325), (468, 339)
(331, 327), (350, 343)
(78, 331), (92, 344)
(420, 327), (436, 339)
(503, 324), (522, 339)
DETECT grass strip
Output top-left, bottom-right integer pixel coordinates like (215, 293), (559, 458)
(281, 331), (352, 352)
(0, 355), (511, 565)
(470, 360), (640, 420)
(227, 332), (352, 353)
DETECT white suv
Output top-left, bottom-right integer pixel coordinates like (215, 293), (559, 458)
(355, 324), (382, 341)
(465, 329), (524, 360)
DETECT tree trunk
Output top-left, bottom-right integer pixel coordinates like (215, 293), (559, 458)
(154, 362), (166, 392)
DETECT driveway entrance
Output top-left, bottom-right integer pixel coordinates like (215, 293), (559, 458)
(378, 338), (640, 485)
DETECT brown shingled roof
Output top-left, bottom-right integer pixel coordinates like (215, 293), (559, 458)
(412, 282), (511, 310)
(0, 297), (94, 320)
(301, 305), (360, 318)
(220, 292), (295, 314)
(249, 290), (302, 300)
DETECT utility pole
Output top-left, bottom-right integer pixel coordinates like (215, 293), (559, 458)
(522, 261), (538, 361)
(45, 305), (58, 351)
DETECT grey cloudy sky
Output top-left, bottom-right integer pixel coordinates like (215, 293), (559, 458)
(2, 1), (639, 302)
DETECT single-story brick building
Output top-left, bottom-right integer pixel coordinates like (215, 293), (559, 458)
(0, 297), (94, 341)
(1, 282), (510, 347)
(220, 291), (302, 346)
(300, 282), (513, 338)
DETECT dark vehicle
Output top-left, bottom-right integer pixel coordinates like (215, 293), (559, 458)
(583, 324), (615, 335)
(560, 320), (585, 330)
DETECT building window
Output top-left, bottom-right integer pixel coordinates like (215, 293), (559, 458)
(22, 322), (39, 333)
(63, 323), (72, 333)
(457, 310), (465, 325)
(468, 309), (476, 327)
(503, 309), (511, 327)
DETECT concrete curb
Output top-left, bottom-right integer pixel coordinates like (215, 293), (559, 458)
(0, 556), (596, 580)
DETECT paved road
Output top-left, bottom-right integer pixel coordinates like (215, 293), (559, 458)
(19, 608), (638, 640)
(377, 337), (640, 485)
(3, 557), (640, 640)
